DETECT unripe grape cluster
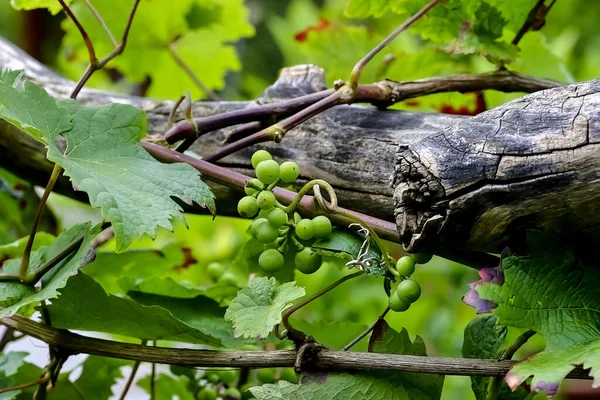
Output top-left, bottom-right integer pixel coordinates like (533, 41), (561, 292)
(388, 252), (432, 312)
(237, 150), (334, 275)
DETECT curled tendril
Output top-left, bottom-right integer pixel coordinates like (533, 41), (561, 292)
(344, 223), (388, 272)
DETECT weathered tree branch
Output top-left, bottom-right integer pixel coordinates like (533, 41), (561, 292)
(0, 36), (560, 225)
(0, 313), (592, 380)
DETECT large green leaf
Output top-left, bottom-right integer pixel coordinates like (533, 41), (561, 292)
(138, 373), (195, 400)
(128, 291), (249, 348)
(462, 316), (532, 400)
(47, 272), (223, 346)
(9, 0), (70, 15)
(48, 356), (129, 400)
(477, 231), (600, 395)
(0, 352), (40, 400)
(251, 320), (443, 399)
(0, 222), (98, 318)
(0, 75), (215, 251)
(59, 0), (254, 99)
(225, 277), (305, 339)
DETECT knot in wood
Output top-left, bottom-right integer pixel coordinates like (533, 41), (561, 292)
(262, 64), (327, 100)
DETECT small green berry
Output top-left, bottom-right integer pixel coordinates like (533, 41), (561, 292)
(259, 249), (285, 272)
(411, 252), (433, 265)
(396, 279), (421, 303)
(237, 196), (259, 218)
(256, 190), (277, 210)
(279, 161), (300, 182)
(395, 256), (416, 277)
(267, 208), (288, 228)
(312, 216), (332, 239)
(295, 219), (315, 240)
(255, 160), (280, 185)
(251, 150), (272, 168)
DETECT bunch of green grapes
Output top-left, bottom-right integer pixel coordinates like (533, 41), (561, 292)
(388, 252), (432, 312)
(237, 150), (333, 275)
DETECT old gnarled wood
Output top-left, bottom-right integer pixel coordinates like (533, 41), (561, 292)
(392, 80), (600, 253)
(1, 35), (595, 254)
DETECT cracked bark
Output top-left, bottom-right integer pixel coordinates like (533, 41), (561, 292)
(392, 80), (600, 253)
(0, 36), (596, 253)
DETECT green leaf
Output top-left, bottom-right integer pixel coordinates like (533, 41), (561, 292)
(252, 321), (443, 399)
(462, 316), (532, 400)
(59, 0), (254, 99)
(138, 373), (195, 400)
(0, 232), (56, 259)
(0, 77), (215, 251)
(47, 272), (223, 346)
(0, 69), (23, 87)
(0, 352), (40, 400)
(224, 277), (305, 339)
(293, 320), (369, 351)
(477, 231), (600, 394)
(48, 356), (128, 400)
(344, 0), (390, 18)
(9, 0), (69, 15)
(128, 291), (250, 348)
(0, 222), (98, 318)
(312, 228), (384, 276)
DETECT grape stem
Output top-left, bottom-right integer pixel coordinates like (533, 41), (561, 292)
(486, 330), (536, 400)
(281, 271), (365, 343)
(312, 184), (398, 277)
(342, 306), (390, 351)
(0, 372), (50, 396)
(348, 0), (445, 89)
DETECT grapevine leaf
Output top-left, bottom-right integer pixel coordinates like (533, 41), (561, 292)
(251, 321), (443, 399)
(462, 316), (533, 400)
(293, 320), (369, 350)
(312, 228), (384, 276)
(47, 273), (223, 346)
(59, 0), (254, 99)
(0, 232), (55, 261)
(476, 231), (600, 395)
(224, 277), (305, 339)
(138, 373), (195, 400)
(0, 222), (98, 318)
(344, 0), (390, 18)
(0, 69), (23, 87)
(0, 352), (39, 400)
(128, 291), (250, 348)
(9, 0), (69, 15)
(48, 356), (128, 400)
(0, 76), (215, 251)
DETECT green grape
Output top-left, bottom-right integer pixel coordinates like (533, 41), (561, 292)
(259, 249), (285, 272)
(396, 279), (421, 303)
(312, 215), (332, 239)
(237, 196), (259, 218)
(256, 368), (277, 384)
(170, 364), (196, 379)
(294, 247), (322, 274)
(389, 291), (411, 312)
(395, 256), (415, 277)
(217, 369), (238, 386)
(279, 368), (298, 384)
(258, 208), (271, 218)
(251, 150), (272, 168)
(219, 272), (239, 286)
(295, 219), (315, 240)
(206, 262), (223, 282)
(224, 388), (241, 399)
(206, 373), (220, 384)
(250, 218), (268, 238)
(411, 252), (433, 265)
(255, 160), (280, 184)
(279, 161), (300, 182)
(198, 387), (218, 400)
(267, 208), (288, 228)
(244, 178), (264, 196)
(256, 190), (277, 210)
(256, 222), (279, 243)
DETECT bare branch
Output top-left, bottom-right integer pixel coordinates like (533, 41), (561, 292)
(0, 314), (591, 380)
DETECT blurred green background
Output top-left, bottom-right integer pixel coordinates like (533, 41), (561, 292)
(1, 0), (600, 398)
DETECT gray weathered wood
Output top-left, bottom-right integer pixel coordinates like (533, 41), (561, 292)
(392, 80), (600, 253)
(1, 35), (596, 253)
